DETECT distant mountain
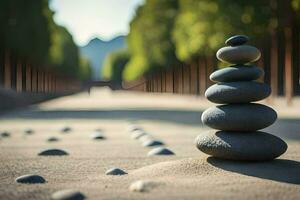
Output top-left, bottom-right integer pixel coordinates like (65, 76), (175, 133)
(80, 35), (126, 80)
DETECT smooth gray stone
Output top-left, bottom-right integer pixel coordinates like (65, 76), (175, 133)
(24, 129), (34, 135)
(105, 168), (127, 175)
(225, 35), (249, 46)
(205, 81), (271, 104)
(138, 135), (154, 143)
(1, 131), (10, 137)
(90, 132), (105, 140)
(217, 45), (261, 64)
(131, 130), (147, 139)
(127, 124), (142, 133)
(47, 136), (60, 142)
(201, 103), (277, 131)
(210, 66), (264, 82)
(38, 148), (69, 156)
(52, 189), (85, 200)
(15, 174), (45, 184)
(142, 140), (164, 147)
(61, 127), (72, 133)
(195, 130), (288, 161)
(147, 147), (175, 156)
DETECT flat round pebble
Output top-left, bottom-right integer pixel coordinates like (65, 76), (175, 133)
(205, 81), (271, 104)
(38, 148), (69, 156)
(1, 131), (10, 137)
(61, 127), (72, 133)
(131, 130), (147, 139)
(225, 35), (249, 46)
(15, 174), (45, 184)
(51, 189), (85, 200)
(210, 65), (264, 82)
(24, 129), (34, 135)
(201, 103), (277, 131)
(142, 140), (164, 147)
(216, 45), (261, 64)
(90, 132), (105, 140)
(105, 168), (127, 175)
(129, 180), (157, 192)
(147, 147), (175, 156)
(46, 136), (60, 142)
(195, 130), (288, 161)
(127, 124), (141, 132)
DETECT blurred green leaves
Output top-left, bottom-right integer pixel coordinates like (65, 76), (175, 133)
(0, 0), (91, 80)
(119, 0), (280, 81)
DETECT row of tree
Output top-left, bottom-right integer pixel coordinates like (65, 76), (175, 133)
(103, 0), (300, 83)
(0, 0), (91, 82)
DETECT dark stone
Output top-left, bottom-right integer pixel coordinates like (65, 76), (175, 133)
(38, 148), (69, 156)
(210, 65), (264, 82)
(201, 103), (277, 131)
(142, 140), (164, 147)
(24, 129), (34, 135)
(195, 130), (288, 161)
(147, 147), (175, 156)
(51, 189), (85, 200)
(1, 131), (10, 137)
(205, 81), (271, 104)
(225, 35), (249, 46)
(61, 127), (72, 133)
(15, 174), (46, 184)
(216, 45), (261, 64)
(46, 136), (60, 142)
(105, 168), (127, 175)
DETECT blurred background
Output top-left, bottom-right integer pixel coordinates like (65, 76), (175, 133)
(0, 0), (300, 109)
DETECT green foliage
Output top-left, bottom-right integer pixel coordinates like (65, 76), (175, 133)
(172, 0), (272, 62)
(78, 56), (92, 80)
(103, 49), (130, 83)
(124, 0), (179, 81)
(0, 0), (51, 63)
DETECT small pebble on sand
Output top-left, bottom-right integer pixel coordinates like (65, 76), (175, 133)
(38, 148), (69, 156)
(51, 189), (85, 200)
(105, 168), (127, 175)
(15, 174), (45, 184)
(147, 147), (175, 156)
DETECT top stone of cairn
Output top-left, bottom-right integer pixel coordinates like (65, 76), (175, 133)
(225, 35), (249, 46)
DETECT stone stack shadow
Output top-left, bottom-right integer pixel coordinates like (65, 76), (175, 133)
(195, 35), (287, 161)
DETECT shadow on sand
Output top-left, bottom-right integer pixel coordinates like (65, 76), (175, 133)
(207, 157), (300, 184)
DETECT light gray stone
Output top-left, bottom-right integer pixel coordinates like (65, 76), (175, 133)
(131, 130), (147, 139)
(216, 45), (261, 64)
(225, 35), (249, 46)
(195, 130), (288, 161)
(142, 140), (164, 147)
(147, 147), (174, 156)
(38, 148), (69, 156)
(15, 174), (45, 184)
(210, 66), (264, 82)
(201, 103), (277, 131)
(105, 168), (127, 175)
(129, 180), (158, 192)
(51, 189), (85, 200)
(205, 81), (271, 104)
(90, 132), (105, 140)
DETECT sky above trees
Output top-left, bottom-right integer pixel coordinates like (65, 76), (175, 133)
(50, 0), (144, 46)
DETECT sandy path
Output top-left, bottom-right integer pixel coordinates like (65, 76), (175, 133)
(0, 88), (299, 200)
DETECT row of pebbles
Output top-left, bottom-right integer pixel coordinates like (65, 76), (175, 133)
(4, 124), (163, 198)
(3, 126), (109, 200)
(127, 123), (175, 156)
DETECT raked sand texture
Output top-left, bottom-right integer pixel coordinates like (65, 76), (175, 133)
(0, 88), (300, 200)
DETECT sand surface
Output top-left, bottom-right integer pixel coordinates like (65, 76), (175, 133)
(0, 88), (300, 200)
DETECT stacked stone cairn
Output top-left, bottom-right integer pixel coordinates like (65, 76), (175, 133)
(195, 35), (288, 161)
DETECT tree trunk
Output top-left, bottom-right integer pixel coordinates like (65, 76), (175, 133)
(16, 59), (22, 92)
(4, 49), (11, 89)
(284, 27), (293, 105)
